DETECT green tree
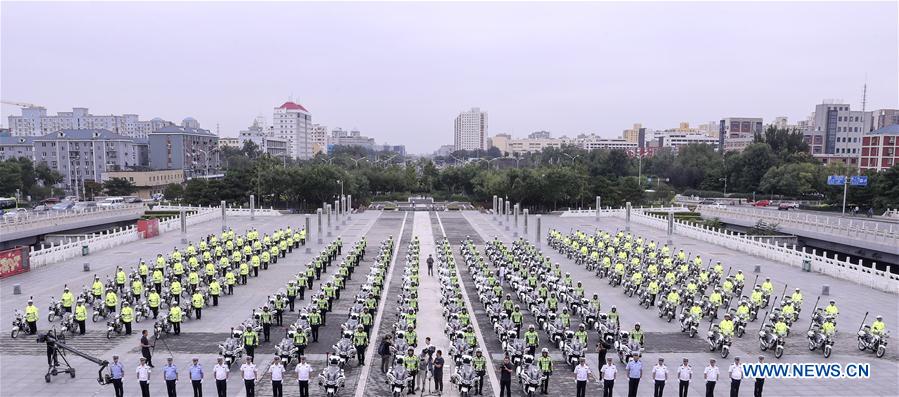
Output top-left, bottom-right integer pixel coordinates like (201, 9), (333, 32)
(163, 183), (184, 200)
(103, 178), (138, 196)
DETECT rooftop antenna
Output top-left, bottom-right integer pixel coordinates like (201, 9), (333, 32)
(861, 73), (868, 111)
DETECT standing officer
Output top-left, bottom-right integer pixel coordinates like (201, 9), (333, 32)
(353, 325), (369, 365)
(74, 298), (88, 335)
(286, 281), (297, 312)
(537, 348), (553, 394)
(241, 357), (258, 397)
(309, 308), (321, 342)
(677, 358), (693, 397)
(729, 357), (743, 397)
(600, 357), (617, 397)
(473, 349), (487, 395)
(61, 286), (74, 313)
(136, 357), (152, 397)
(213, 357), (229, 397)
(652, 357), (668, 397)
(110, 355), (125, 397)
(209, 279), (221, 306)
(524, 325), (539, 356)
(243, 326), (259, 359)
(260, 306), (273, 342)
(293, 328), (308, 358)
(189, 357), (204, 397)
(148, 289), (161, 319)
(163, 357), (179, 397)
(192, 290), (205, 320)
(754, 356), (765, 397)
(169, 305), (183, 335)
(121, 301), (134, 335)
(25, 298), (39, 334)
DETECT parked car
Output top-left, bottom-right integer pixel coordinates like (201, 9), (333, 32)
(99, 197), (125, 208)
(699, 199), (718, 205)
(51, 201), (76, 212)
(123, 196), (142, 204)
(753, 200), (770, 207)
(2, 208), (29, 220)
(40, 197), (61, 205)
(32, 204), (50, 212)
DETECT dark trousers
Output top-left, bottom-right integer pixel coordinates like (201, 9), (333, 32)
(287, 296), (296, 311)
(654, 380), (665, 397)
(245, 345), (255, 358)
(356, 345), (366, 364)
(706, 381), (716, 397)
(263, 324), (271, 341)
(212, 296), (219, 306)
(629, 377), (640, 397)
(434, 371), (443, 391)
(140, 381), (150, 397)
(754, 379), (764, 397)
(299, 380), (309, 397)
(173, 322), (181, 335)
(166, 379), (177, 397)
(244, 379), (255, 397)
(730, 379), (740, 397)
(428, 265), (433, 276)
(500, 379), (511, 397)
(216, 379), (227, 397)
(142, 348), (153, 367)
(541, 373), (550, 393)
(576, 380), (587, 397)
(603, 380), (615, 397)
(272, 380), (282, 397)
(27, 321), (37, 334)
(151, 307), (159, 319)
(77, 320), (86, 335)
(124, 322), (132, 335)
(195, 308), (202, 320)
(311, 325), (319, 342)
(679, 380), (690, 397)
(381, 354), (390, 373)
(192, 380), (202, 397)
(112, 378), (124, 397)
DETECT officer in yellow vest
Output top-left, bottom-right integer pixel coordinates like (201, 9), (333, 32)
(353, 325), (369, 365)
(148, 290), (161, 319)
(121, 301), (134, 335)
(209, 279), (221, 306)
(243, 327), (259, 358)
(61, 286), (75, 313)
(537, 348), (554, 394)
(74, 298), (88, 334)
(24, 298), (39, 334)
(169, 305), (183, 335)
(192, 291), (205, 320)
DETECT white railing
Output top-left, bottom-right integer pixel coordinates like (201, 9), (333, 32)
(560, 205), (688, 217)
(151, 205), (282, 217)
(28, 208), (220, 269)
(621, 211), (899, 294)
(0, 205), (145, 235)
(699, 205), (899, 243)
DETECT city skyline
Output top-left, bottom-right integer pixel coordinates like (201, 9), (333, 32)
(2, 2), (897, 154)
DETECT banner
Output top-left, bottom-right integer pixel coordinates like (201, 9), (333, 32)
(0, 246), (30, 278)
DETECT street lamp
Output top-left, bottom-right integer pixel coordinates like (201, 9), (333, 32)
(719, 177), (728, 195)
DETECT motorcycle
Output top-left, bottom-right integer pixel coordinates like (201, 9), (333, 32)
(758, 328), (786, 359)
(857, 327), (889, 358)
(219, 336), (244, 368)
(107, 314), (124, 339)
(658, 301), (676, 323)
(707, 329), (732, 358)
(680, 313), (700, 338)
(47, 297), (64, 322)
(60, 312), (78, 336)
(153, 312), (172, 338)
(10, 310), (28, 339)
(807, 328), (834, 358)
(274, 337), (297, 365)
(92, 301), (109, 323)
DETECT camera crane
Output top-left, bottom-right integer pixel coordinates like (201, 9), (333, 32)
(37, 328), (110, 384)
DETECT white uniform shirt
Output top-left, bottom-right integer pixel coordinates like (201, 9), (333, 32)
(295, 363), (313, 381)
(652, 364), (668, 381)
(136, 365), (151, 381)
(677, 365), (693, 381)
(704, 366), (720, 382)
(268, 364), (285, 381)
(574, 364), (592, 381)
(213, 364), (229, 380)
(601, 364), (617, 380)
(240, 363), (257, 380)
(729, 364), (743, 380)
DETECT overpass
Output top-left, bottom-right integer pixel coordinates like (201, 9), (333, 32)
(698, 205), (899, 264)
(0, 205), (145, 249)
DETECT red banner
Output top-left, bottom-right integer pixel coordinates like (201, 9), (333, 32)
(0, 246), (30, 278)
(137, 219), (160, 238)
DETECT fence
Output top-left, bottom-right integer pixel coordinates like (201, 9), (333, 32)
(698, 205), (898, 243)
(151, 205), (283, 217)
(0, 205), (145, 241)
(28, 207), (220, 269)
(559, 205), (688, 217)
(621, 210), (898, 294)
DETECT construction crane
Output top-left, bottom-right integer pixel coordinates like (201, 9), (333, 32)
(1, 100), (43, 108)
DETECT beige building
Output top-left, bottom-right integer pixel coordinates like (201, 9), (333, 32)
(488, 133), (512, 155)
(101, 169), (185, 199)
(219, 137), (240, 148)
(622, 123), (643, 143)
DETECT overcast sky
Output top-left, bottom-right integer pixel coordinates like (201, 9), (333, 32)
(2, 1), (897, 153)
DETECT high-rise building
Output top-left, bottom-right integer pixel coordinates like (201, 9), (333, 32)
(7, 106), (175, 139)
(311, 124), (329, 155)
(273, 101), (313, 159)
(238, 119), (288, 159)
(488, 133), (512, 155)
(148, 125), (220, 179)
(860, 125), (898, 172)
(803, 101), (872, 164)
(622, 123), (643, 143)
(328, 128), (376, 152)
(454, 107), (487, 151)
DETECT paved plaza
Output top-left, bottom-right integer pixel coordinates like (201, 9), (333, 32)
(1, 210), (897, 397)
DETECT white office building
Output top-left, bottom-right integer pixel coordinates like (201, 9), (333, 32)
(273, 101), (313, 159)
(454, 107), (488, 151)
(803, 101), (873, 165)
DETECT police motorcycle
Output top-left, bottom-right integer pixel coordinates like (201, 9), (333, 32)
(132, 299), (151, 323)
(47, 296), (65, 323)
(10, 309), (28, 339)
(153, 310), (173, 338)
(615, 330), (640, 363)
(518, 354), (544, 397)
(807, 321), (835, 358)
(331, 330), (356, 368)
(274, 334), (297, 365)
(857, 318), (889, 358)
(638, 285), (656, 309)
(58, 312), (78, 336)
(451, 355), (478, 397)
(106, 313), (124, 339)
(505, 330), (525, 370)
(758, 322), (787, 359)
(680, 308), (701, 338)
(546, 312), (567, 349)
(91, 299), (110, 323)
(580, 299), (599, 330)
(562, 330), (586, 369)
(218, 328), (244, 368)
(658, 295), (678, 323)
(341, 312), (361, 334)
(318, 355), (346, 397)
(707, 324), (732, 358)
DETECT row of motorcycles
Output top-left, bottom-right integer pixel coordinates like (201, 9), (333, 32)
(386, 237), (421, 397)
(434, 238), (480, 397)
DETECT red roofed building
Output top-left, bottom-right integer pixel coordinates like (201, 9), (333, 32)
(273, 100), (312, 159)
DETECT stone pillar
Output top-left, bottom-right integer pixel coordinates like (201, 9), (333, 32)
(505, 200), (511, 221)
(596, 196), (601, 220)
(536, 215), (542, 245)
(316, 208), (323, 244)
(347, 195), (352, 220)
(493, 195), (498, 215)
(327, 204), (333, 236)
(305, 214), (312, 252)
(180, 209), (188, 244)
(249, 194), (255, 221)
(220, 200), (227, 232)
(667, 211), (674, 245)
(523, 209), (529, 235)
(625, 201), (632, 232)
(513, 204), (520, 237)
(498, 198), (504, 222)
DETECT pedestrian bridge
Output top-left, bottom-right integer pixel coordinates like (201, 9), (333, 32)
(0, 205), (145, 246)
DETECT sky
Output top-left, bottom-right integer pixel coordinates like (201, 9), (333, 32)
(2, 1), (897, 154)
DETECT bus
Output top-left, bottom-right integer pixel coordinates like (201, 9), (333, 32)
(0, 197), (17, 215)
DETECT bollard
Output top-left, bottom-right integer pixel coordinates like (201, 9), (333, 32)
(305, 214), (312, 253)
(523, 209), (529, 235)
(535, 215), (542, 245)
(821, 285), (830, 296)
(335, 199), (342, 230)
(250, 194), (256, 221)
(513, 204), (520, 237)
(753, 265), (761, 273)
(596, 196), (601, 221)
(13, 284), (21, 295)
(493, 195), (498, 217)
(498, 198), (504, 222)
(84, 263), (91, 272)
(505, 200), (511, 222)
(347, 195), (353, 220)
(221, 200), (227, 232)
(327, 204), (333, 237)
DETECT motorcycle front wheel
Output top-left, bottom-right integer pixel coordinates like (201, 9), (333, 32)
(720, 346), (729, 358)
(876, 345), (885, 358)
(824, 345), (832, 358)
(857, 339), (867, 351)
(774, 346), (784, 358)
(11, 328), (19, 339)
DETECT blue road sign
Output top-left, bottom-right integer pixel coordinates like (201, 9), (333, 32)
(850, 175), (868, 186)
(827, 175), (846, 186)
